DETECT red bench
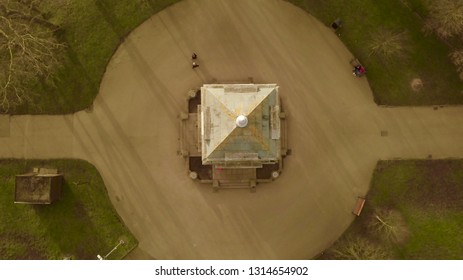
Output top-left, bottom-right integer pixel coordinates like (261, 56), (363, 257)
(352, 197), (366, 216)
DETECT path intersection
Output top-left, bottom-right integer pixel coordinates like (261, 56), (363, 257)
(1, 0), (463, 259)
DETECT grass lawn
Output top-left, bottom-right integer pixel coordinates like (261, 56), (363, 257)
(0, 159), (137, 260)
(321, 160), (463, 259)
(288, 0), (463, 105)
(7, 0), (461, 114)
(13, 0), (179, 114)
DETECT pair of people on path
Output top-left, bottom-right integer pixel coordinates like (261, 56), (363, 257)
(192, 52), (199, 68)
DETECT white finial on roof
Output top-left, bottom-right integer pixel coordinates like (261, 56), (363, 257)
(236, 115), (248, 128)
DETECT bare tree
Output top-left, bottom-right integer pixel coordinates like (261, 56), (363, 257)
(0, 0), (65, 113)
(450, 50), (463, 80)
(368, 29), (409, 62)
(367, 208), (410, 244)
(424, 0), (463, 38)
(329, 235), (392, 260)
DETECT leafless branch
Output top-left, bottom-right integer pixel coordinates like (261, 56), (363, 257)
(0, 0), (65, 113)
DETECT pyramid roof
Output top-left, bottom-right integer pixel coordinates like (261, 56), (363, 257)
(200, 84), (281, 166)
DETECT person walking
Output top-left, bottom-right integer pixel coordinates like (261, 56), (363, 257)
(192, 52), (197, 59)
(192, 62), (199, 69)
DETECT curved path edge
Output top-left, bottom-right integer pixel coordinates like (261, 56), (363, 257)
(2, 0), (463, 259)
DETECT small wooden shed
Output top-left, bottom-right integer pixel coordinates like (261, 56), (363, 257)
(14, 168), (63, 204)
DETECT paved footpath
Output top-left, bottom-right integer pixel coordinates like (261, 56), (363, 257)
(2, 0), (463, 259)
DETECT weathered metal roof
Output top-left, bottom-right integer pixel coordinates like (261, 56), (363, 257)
(14, 168), (63, 204)
(200, 84), (281, 166)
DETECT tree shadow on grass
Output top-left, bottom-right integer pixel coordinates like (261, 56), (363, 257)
(143, 0), (180, 14)
(14, 43), (98, 115)
(93, 0), (130, 40)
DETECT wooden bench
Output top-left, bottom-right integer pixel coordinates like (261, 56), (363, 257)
(352, 197), (366, 216)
